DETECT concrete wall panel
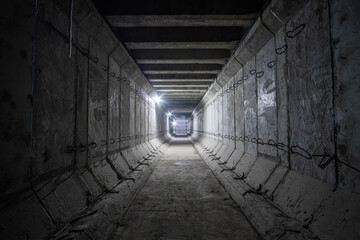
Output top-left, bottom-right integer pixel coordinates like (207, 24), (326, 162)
(191, 0), (360, 238)
(227, 79), (235, 148)
(108, 57), (120, 152)
(218, 91), (223, 143)
(120, 79), (130, 149)
(287, 0), (335, 182)
(0, 0), (168, 239)
(256, 38), (277, 157)
(88, 41), (108, 162)
(243, 57), (257, 155)
(33, 20), (75, 175)
(0, 0), (38, 196)
(331, 0), (360, 191)
(129, 81), (136, 148)
(234, 68), (245, 152)
(222, 83), (229, 146)
(135, 85), (141, 146)
(274, 28), (290, 166)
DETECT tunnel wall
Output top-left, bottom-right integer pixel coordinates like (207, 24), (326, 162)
(191, 0), (360, 239)
(0, 0), (170, 239)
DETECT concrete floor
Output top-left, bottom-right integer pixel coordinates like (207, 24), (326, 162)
(110, 138), (259, 240)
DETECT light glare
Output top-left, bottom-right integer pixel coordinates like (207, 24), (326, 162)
(153, 96), (161, 103)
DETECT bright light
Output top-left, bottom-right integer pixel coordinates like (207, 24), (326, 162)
(172, 121), (177, 126)
(167, 112), (172, 117)
(153, 96), (161, 103)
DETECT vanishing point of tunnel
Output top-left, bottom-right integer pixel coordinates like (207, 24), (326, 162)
(1, 0), (360, 239)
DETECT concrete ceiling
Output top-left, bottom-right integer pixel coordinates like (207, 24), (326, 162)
(93, 0), (267, 113)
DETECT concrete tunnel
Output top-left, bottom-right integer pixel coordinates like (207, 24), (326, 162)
(1, 0), (360, 239)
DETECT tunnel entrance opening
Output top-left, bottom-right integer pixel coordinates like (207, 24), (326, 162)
(173, 119), (189, 135)
(169, 113), (191, 136)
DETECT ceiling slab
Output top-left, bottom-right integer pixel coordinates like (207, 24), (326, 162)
(125, 41), (238, 50)
(144, 70), (220, 74)
(129, 49), (231, 60)
(107, 14), (256, 27)
(94, 0), (266, 15)
(93, 0), (267, 113)
(153, 84), (210, 88)
(149, 79), (214, 83)
(137, 59), (228, 64)
(140, 64), (222, 71)
(115, 27), (246, 42)
(146, 74), (217, 79)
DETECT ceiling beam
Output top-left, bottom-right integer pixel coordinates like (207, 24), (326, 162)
(137, 58), (227, 64)
(152, 84), (210, 87)
(149, 79), (213, 83)
(147, 74), (217, 79)
(156, 89), (206, 94)
(161, 96), (204, 99)
(167, 109), (197, 113)
(159, 95), (205, 98)
(162, 98), (202, 101)
(156, 87), (208, 91)
(114, 27), (245, 42)
(166, 99), (199, 102)
(130, 49), (230, 60)
(140, 64), (222, 71)
(144, 70), (220, 74)
(166, 100), (200, 105)
(161, 91), (204, 97)
(125, 41), (238, 50)
(166, 102), (200, 105)
(162, 98), (203, 101)
(107, 14), (256, 27)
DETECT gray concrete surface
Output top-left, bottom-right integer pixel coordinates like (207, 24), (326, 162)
(189, 1), (360, 239)
(94, 1), (266, 112)
(1, 0), (360, 239)
(111, 138), (259, 240)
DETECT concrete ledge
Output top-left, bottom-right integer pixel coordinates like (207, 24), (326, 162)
(0, 190), (54, 240)
(90, 159), (119, 189)
(309, 188), (360, 240)
(233, 153), (257, 177)
(262, 165), (288, 197)
(194, 136), (360, 239)
(0, 137), (170, 240)
(272, 171), (334, 223)
(245, 156), (278, 189)
(108, 154), (132, 177)
(46, 138), (171, 239)
(224, 149), (244, 168)
(35, 172), (89, 225)
(193, 138), (319, 239)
